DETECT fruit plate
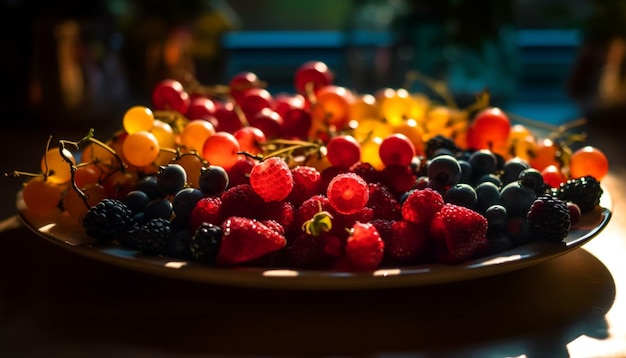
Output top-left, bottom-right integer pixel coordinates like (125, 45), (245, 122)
(16, 190), (612, 290)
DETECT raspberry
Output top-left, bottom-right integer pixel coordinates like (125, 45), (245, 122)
(556, 175), (603, 214)
(189, 196), (222, 233)
(287, 165), (322, 206)
(430, 203), (488, 263)
(82, 198), (134, 244)
(380, 164), (416, 198)
(349, 161), (380, 184)
(191, 222), (222, 263)
(249, 156), (294, 202)
(136, 218), (172, 255)
(326, 172), (369, 215)
(258, 200), (295, 234)
(219, 184), (264, 221)
(283, 231), (341, 269)
(345, 222), (384, 271)
(527, 195), (571, 242)
(331, 206), (374, 241)
(401, 188), (444, 225)
(366, 183), (402, 221)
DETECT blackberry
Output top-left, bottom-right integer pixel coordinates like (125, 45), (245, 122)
(527, 195), (571, 242)
(136, 218), (172, 255)
(191, 222), (222, 264)
(117, 221), (142, 250)
(425, 135), (460, 159)
(556, 175), (603, 214)
(82, 199), (134, 244)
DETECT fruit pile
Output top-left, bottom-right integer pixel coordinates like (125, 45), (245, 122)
(9, 60), (609, 272)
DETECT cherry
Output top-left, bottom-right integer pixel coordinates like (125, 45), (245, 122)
(294, 60), (334, 97)
(186, 96), (216, 121)
(229, 71), (261, 102)
(379, 133), (416, 167)
(152, 79), (190, 114)
(234, 126), (267, 155)
(467, 107), (511, 151)
(248, 108), (283, 139)
(326, 135), (361, 168)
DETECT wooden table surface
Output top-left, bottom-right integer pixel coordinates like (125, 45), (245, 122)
(0, 118), (624, 358)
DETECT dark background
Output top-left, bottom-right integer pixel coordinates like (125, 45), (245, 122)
(1, 0), (625, 131)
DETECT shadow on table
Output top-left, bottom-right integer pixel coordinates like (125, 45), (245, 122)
(0, 223), (616, 358)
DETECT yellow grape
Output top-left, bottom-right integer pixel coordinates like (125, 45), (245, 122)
(408, 94), (430, 125)
(352, 118), (392, 143)
(349, 94), (379, 122)
(151, 119), (177, 149)
(41, 147), (75, 184)
(122, 131), (160, 167)
(379, 88), (412, 126)
(22, 177), (63, 216)
(123, 106), (154, 134)
(360, 137), (384, 170)
(81, 142), (120, 174)
(180, 119), (216, 152)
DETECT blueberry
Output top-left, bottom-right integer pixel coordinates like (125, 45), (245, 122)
(135, 175), (162, 200)
(475, 181), (501, 213)
(427, 154), (462, 189)
(125, 190), (150, 214)
(443, 183), (477, 209)
(458, 159), (473, 184)
(501, 158), (530, 185)
(468, 149), (497, 183)
(476, 173), (502, 188)
(499, 181), (537, 218)
(518, 168), (545, 195)
(144, 198), (173, 220)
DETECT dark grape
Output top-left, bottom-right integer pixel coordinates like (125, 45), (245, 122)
(157, 164), (187, 195)
(199, 165), (230, 196)
(144, 198), (173, 220)
(172, 188), (204, 221)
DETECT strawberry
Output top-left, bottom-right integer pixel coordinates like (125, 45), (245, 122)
(331, 206), (374, 241)
(189, 195), (222, 233)
(249, 156), (294, 202)
(287, 165), (322, 206)
(345, 222), (384, 271)
(217, 216), (287, 266)
(430, 204), (488, 263)
(401, 188), (444, 225)
(386, 220), (434, 265)
(293, 194), (336, 236)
